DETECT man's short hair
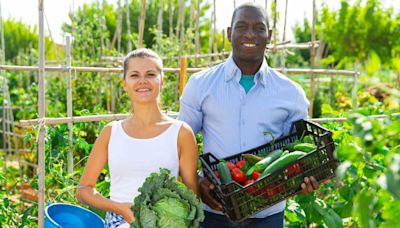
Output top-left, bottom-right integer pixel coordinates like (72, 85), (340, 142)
(230, 2), (269, 29)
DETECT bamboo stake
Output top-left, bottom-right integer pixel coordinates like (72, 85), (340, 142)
(20, 112), (400, 127)
(126, 0), (132, 51)
(212, 0), (218, 62)
(157, 0), (163, 36)
(0, 64), (360, 76)
(117, 0), (122, 52)
(66, 35), (73, 175)
(179, 57), (187, 96)
(189, 0), (194, 31)
(138, 0), (146, 48)
(280, 0), (288, 69)
(352, 64), (359, 109)
(194, 0), (200, 66)
(169, 0), (173, 39)
(309, 0), (316, 117)
(20, 112), (179, 126)
(273, 0), (277, 66)
(38, 0), (46, 227)
(0, 0), (6, 158)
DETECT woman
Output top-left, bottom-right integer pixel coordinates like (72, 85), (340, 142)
(76, 48), (199, 228)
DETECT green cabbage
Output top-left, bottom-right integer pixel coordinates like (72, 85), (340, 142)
(131, 168), (204, 228)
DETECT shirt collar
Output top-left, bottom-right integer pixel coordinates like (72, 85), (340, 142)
(224, 54), (270, 86)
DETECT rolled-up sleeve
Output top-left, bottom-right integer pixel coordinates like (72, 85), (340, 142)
(178, 76), (203, 134)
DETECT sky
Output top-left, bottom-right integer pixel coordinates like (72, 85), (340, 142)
(1, 0), (399, 44)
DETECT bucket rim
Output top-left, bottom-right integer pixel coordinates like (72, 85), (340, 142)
(45, 203), (104, 227)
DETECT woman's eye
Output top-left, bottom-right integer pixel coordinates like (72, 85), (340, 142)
(130, 74), (138, 78)
(147, 74), (156, 77)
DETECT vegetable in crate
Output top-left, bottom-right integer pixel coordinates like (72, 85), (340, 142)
(260, 151), (307, 178)
(131, 168), (204, 228)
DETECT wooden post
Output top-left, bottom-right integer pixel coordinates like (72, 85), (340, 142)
(126, 0), (132, 51)
(273, 0), (277, 66)
(117, 0), (122, 52)
(169, 0), (173, 39)
(280, 0), (288, 69)
(138, 0), (146, 48)
(157, 0), (163, 36)
(0, 0), (6, 155)
(212, 0), (218, 62)
(309, 0), (316, 117)
(66, 35), (73, 175)
(38, 0), (46, 227)
(194, 0), (200, 67)
(352, 64), (359, 109)
(179, 57), (187, 96)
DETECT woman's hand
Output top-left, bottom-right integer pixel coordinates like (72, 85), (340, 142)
(116, 202), (135, 224)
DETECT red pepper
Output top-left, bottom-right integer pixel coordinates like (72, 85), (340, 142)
(226, 162), (236, 171)
(251, 171), (261, 180)
(231, 167), (247, 184)
(236, 160), (246, 170)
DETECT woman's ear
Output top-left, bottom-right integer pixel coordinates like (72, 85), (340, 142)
(122, 78), (127, 91)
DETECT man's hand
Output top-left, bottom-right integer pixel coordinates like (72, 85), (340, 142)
(301, 176), (320, 195)
(199, 177), (223, 211)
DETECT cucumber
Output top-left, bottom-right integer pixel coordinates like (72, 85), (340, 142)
(241, 153), (263, 166)
(260, 151), (306, 178)
(253, 149), (284, 172)
(293, 143), (316, 152)
(217, 162), (232, 184)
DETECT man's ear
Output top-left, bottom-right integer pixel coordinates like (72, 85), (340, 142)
(267, 29), (273, 42)
(227, 27), (232, 43)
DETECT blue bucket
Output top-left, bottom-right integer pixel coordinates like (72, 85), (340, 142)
(45, 203), (104, 228)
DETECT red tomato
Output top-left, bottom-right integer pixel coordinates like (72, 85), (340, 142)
(244, 180), (256, 194)
(251, 171), (261, 180)
(287, 163), (302, 177)
(236, 160), (246, 170)
(214, 170), (220, 179)
(231, 167), (247, 184)
(226, 162), (236, 171)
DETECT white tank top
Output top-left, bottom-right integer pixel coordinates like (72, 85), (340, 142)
(108, 120), (182, 203)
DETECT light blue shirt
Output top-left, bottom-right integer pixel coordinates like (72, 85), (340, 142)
(179, 55), (309, 218)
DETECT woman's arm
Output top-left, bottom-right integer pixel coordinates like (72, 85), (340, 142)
(76, 123), (134, 223)
(177, 122), (199, 196)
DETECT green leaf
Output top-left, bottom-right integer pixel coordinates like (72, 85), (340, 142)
(353, 190), (375, 228)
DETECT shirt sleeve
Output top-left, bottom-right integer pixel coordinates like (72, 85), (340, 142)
(178, 76), (203, 135)
(283, 85), (309, 135)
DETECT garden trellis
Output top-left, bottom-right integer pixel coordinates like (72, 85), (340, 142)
(2, 0), (396, 227)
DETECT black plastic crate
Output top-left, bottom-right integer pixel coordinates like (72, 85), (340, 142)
(200, 119), (337, 223)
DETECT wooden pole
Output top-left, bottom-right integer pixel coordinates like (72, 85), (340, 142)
(126, 0), (132, 51)
(169, 0), (173, 39)
(138, 0), (146, 48)
(280, 0), (288, 69)
(0, 0), (6, 156)
(352, 64), (359, 109)
(273, 0), (277, 66)
(194, 0), (200, 66)
(179, 57), (187, 96)
(66, 35), (73, 175)
(157, 0), (163, 36)
(212, 0), (218, 62)
(309, 0), (316, 117)
(19, 112), (400, 127)
(38, 0), (46, 227)
(117, 0), (122, 52)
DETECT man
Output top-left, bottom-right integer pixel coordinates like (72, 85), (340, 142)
(179, 2), (320, 227)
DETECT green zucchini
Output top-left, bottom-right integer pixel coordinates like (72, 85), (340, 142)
(217, 162), (232, 184)
(293, 143), (316, 152)
(260, 151), (306, 178)
(253, 149), (284, 172)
